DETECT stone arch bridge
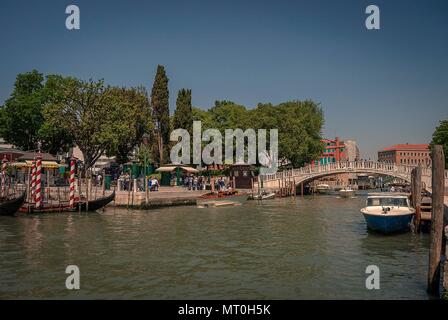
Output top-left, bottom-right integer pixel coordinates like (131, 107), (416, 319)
(260, 161), (447, 192)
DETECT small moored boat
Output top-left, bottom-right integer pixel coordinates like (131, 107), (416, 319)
(197, 190), (248, 207)
(76, 191), (116, 212)
(361, 193), (414, 234)
(339, 187), (356, 198)
(21, 191), (115, 214)
(0, 192), (26, 216)
(253, 191), (276, 200)
(316, 184), (332, 194)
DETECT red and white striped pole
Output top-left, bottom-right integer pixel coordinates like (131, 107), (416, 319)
(35, 155), (42, 208)
(69, 158), (76, 208)
(1, 156), (8, 198)
(31, 159), (36, 202)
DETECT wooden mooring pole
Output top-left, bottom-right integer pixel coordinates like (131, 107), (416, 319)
(292, 178), (296, 197)
(144, 175), (148, 204)
(251, 178), (254, 198)
(411, 165), (422, 232)
(427, 145), (445, 296)
(444, 226), (448, 299)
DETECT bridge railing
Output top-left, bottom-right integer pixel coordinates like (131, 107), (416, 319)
(261, 160), (436, 182)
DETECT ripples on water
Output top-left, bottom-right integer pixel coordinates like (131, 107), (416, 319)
(0, 194), (430, 299)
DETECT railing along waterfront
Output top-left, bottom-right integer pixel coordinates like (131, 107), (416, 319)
(260, 160), (447, 190)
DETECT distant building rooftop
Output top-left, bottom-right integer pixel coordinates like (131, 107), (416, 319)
(381, 144), (429, 152)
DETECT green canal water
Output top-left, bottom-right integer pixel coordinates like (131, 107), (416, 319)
(0, 193), (431, 299)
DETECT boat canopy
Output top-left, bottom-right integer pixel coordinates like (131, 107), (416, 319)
(11, 160), (61, 169)
(155, 166), (199, 173)
(367, 197), (409, 207)
(367, 192), (409, 198)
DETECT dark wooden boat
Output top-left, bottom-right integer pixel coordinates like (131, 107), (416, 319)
(20, 191), (115, 214)
(77, 191), (115, 212)
(0, 192), (26, 216)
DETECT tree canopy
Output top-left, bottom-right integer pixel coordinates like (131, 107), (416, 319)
(189, 100), (324, 168)
(1, 68), (325, 172)
(430, 120), (448, 168)
(0, 70), (73, 153)
(105, 87), (152, 164)
(151, 65), (170, 165)
(259, 100), (324, 168)
(43, 78), (151, 174)
(173, 89), (193, 133)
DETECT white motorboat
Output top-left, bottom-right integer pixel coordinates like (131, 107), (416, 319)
(360, 193), (415, 233)
(316, 184), (332, 194)
(339, 187), (356, 198)
(253, 191), (276, 200)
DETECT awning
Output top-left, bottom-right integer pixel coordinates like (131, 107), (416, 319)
(11, 161), (61, 169)
(155, 166), (199, 173)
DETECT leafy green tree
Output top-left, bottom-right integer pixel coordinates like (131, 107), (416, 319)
(192, 107), (214, 130)
(173, 89), (193, 133)
(106, 87), (152, 164)
(252, 100), (324, 168)
(138, 142), (154, 168)
(43, 77), (153, 173)
(0, 70), (45, 150)
(151, 65), (170, 165)
(38, 75), (74, 154)
(208, 100), (250, 133)
(0, 71), (73, 153)
(430, 120), (448, 168)
(43, 78), (120, 175)
(189, 100), (323, 168)
(38, 121), (74, 155)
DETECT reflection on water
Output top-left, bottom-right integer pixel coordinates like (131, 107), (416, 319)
(0, 195), (430, 299)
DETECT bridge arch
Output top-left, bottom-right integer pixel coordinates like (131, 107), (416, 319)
(260, 161), (433, 190)
(294, 170), (411, 186)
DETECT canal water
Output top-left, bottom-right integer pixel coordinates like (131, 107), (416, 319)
(0, 193), (431, 299)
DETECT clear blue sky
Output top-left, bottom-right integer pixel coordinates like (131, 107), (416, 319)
(1, 0), (447, 159)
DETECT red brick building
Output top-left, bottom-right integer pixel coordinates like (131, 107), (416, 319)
(310, 137), (359, 187)
(312, 137), (348, 167)
(378, 144), (431, 167)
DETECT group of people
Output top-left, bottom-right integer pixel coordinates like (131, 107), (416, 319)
(215, 177), (233, 191)
(118, 172), (159, 192)
(118, 172), (234, 193)
(147, 176), (160, 191)
(181, 175), (205, 191)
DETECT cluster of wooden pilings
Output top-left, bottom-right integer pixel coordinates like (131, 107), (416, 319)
(251, 175), (307, 198)
(251, 176), (294, 198)
(416, 145), (448, 299)
(265, 177), (301, 197)
(276, 178), (296, 197)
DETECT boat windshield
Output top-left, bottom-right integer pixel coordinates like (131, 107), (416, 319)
(367, 197), (408, 207)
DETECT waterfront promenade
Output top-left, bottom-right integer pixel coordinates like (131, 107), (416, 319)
(85, 187), (209, 208)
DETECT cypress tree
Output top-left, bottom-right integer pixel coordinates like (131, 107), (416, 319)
(150, 65), (170, 165)
(173, 88), (193, 134)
